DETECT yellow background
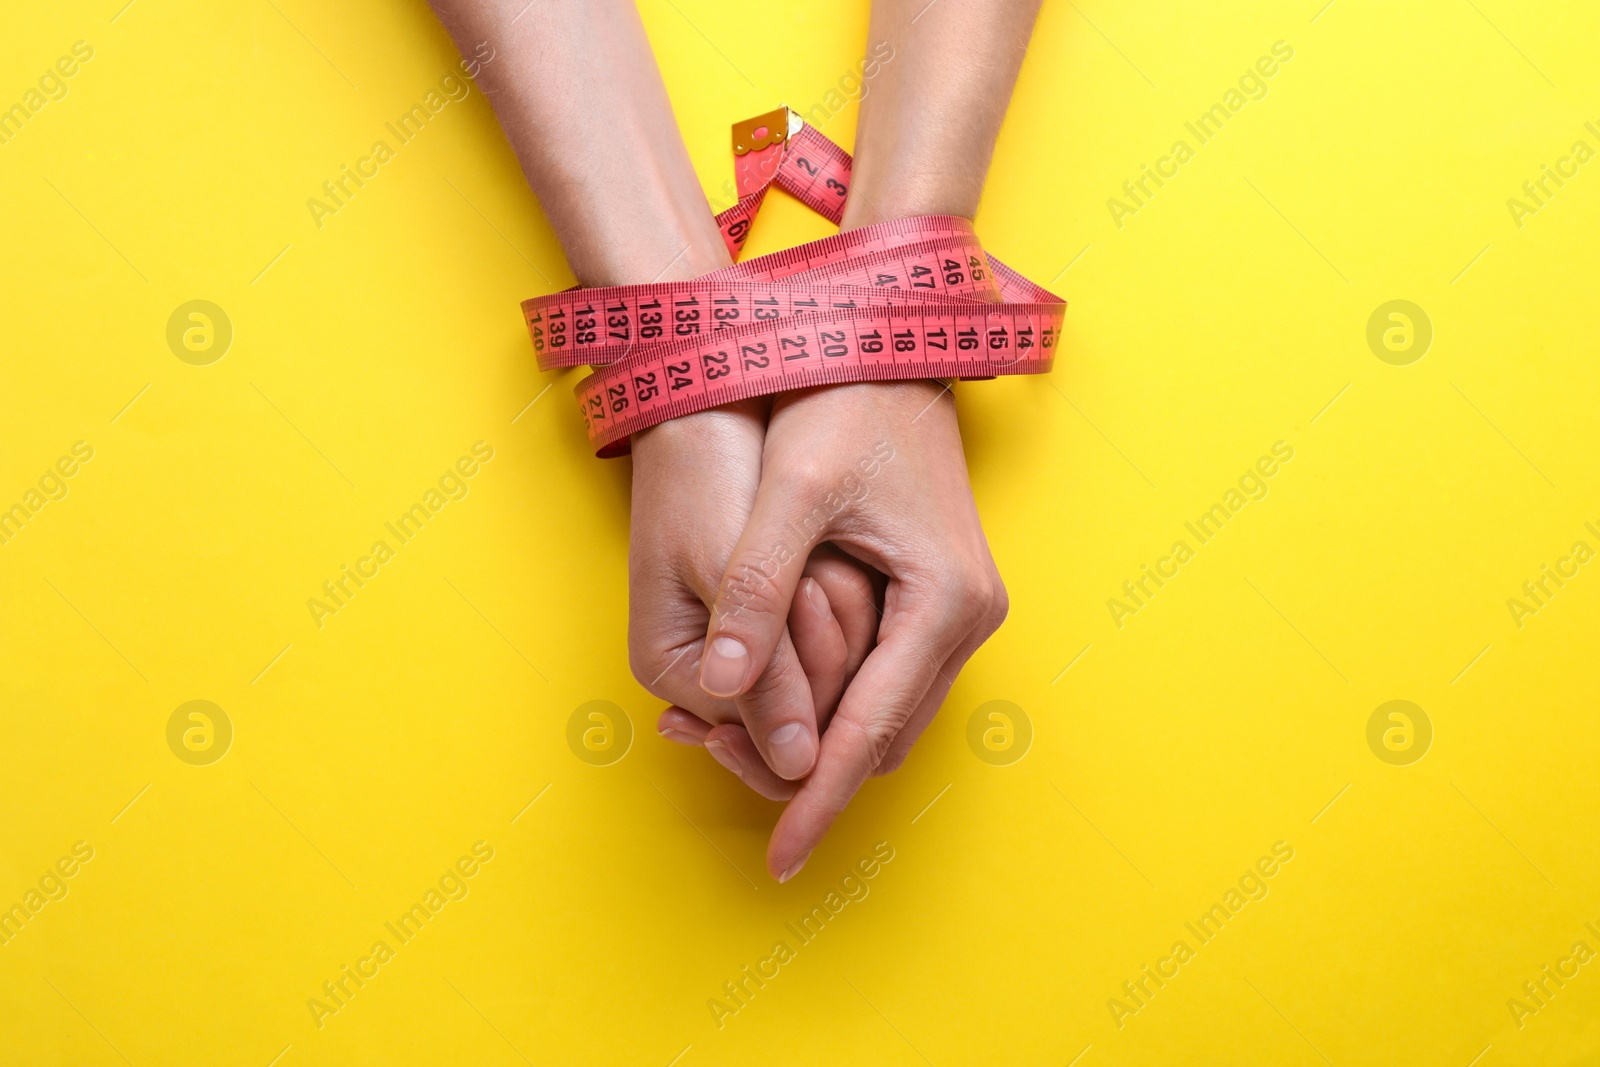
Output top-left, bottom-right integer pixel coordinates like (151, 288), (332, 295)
(3, 0), (1598, 1063)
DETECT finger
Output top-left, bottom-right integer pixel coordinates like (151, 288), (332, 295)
(800, 545), (881, 697)
(631, 635), (744, 726)
(701, 481), (834, 779)
(704, 724), (798, 802)
(628, 400), (767, 729)
(658, 706), (801, 802)
(732, 629), (822, 779)
(766, 580), (994, 880)
(875, 582), (1005, 775)
(699, 471), (829, 700)
(870, 647), (968, 775)
(659, 555), (874, 790)
(788, 577), (849, 731)
(656, 705), (711, 745)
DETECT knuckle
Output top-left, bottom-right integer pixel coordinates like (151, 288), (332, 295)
(819, 634), (849, 676)
(740, 641), (795, 703)
(987, 572), (1010, 632)
(834, 712), (898, 773)
(793, 607), (849, 674)
(874, 743), (910, 777)
(627, 643), (677, 701)
(940, 562), (995, 629)
(823, 561), (878, 614)
(775, 455), (834, 498)
(716, 554), (789, 626)
(841, 568), (877, 609)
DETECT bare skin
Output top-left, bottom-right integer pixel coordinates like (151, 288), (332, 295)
(429, 0), (1042, 880)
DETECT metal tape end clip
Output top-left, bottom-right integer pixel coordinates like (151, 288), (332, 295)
(732, 106), (792, 156)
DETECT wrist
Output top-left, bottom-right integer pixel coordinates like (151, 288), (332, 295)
(574, 212), (730, 287)
(632, 397), (768, 459)
(837, 173), (979, 232)
(775, 379), (948, 422)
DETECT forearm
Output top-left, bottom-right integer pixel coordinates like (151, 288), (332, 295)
(841, 0), (1042, 229)
(429, 0), (728, 285)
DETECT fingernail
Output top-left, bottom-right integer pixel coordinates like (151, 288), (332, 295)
(700, 636), (749, 697)
(778, 851), (812, 883)
(766, 721), (817, 779)
(705, 739), (742, 778)
(658, 728), (698, 745)
(804, 578), (831, 617)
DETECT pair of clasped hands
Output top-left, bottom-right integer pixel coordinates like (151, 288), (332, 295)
(634, 381), (1008, 881)
(427, 0), (1041, 880)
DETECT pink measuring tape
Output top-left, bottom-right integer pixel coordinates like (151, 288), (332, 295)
(522, 106), (1065, 457)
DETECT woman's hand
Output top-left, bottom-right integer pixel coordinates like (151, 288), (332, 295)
(697, 380), (1009, 880)
(627, 401), (760, 732)
(629, 405), (881, 801)
(656, 543), (880, 800)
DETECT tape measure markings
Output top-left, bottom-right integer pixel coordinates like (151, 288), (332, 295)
(519, 107), (1064, 456)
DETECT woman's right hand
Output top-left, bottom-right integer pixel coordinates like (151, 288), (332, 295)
(629, 404), (879, 801)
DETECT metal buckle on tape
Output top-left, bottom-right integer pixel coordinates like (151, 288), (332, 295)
(731, 107), (791, 156)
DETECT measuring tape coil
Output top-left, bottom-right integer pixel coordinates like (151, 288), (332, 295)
(522, 106), (1065, 457)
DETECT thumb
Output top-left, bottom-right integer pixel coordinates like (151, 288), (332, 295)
(700, 479), (839, 779)
(699, 479), (829, 700)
